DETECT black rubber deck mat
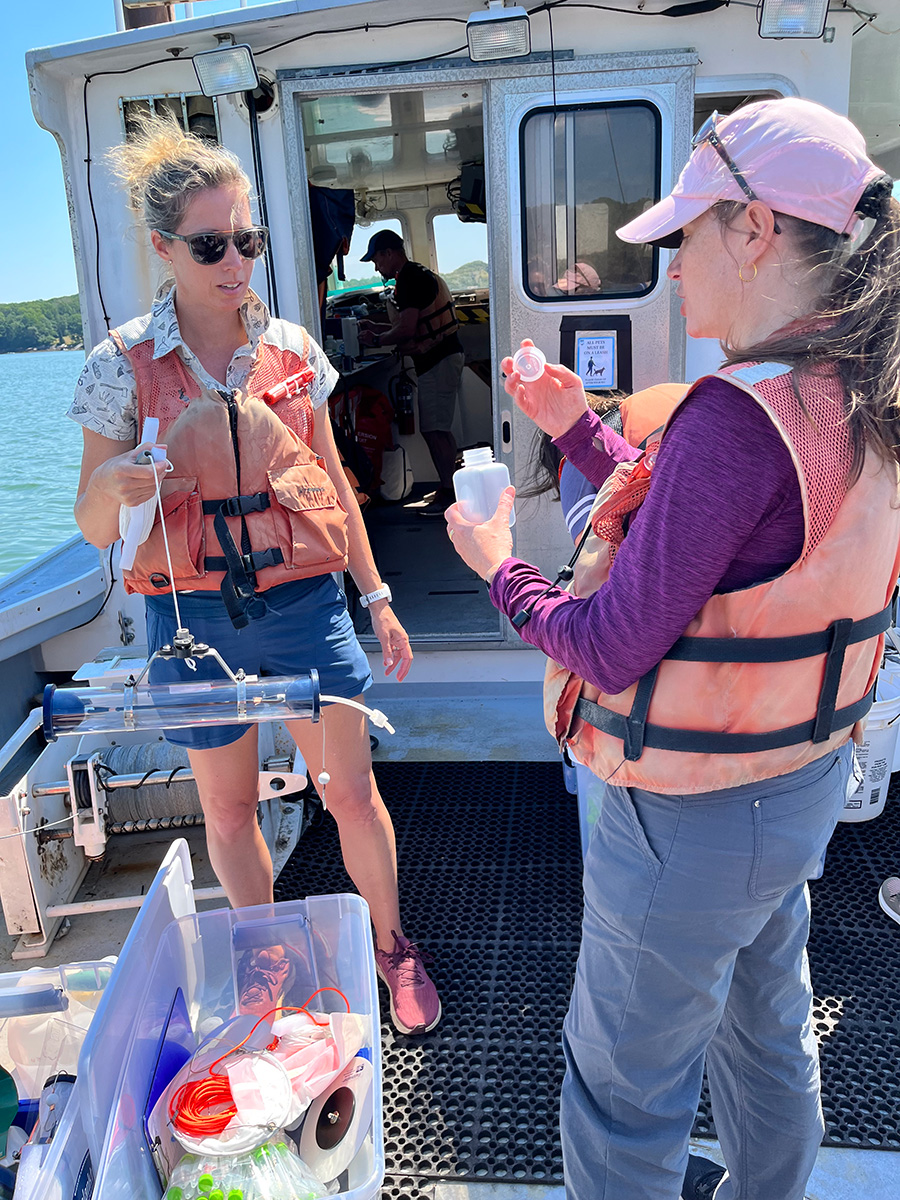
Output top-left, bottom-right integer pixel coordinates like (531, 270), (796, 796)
(275, 761), (900, 1196)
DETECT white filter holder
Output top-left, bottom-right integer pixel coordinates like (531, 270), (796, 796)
(119, 417), (168, 570)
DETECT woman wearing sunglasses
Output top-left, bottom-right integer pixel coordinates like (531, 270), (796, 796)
(69, 115), (441, 1037)
(446, 98), (900, 1197)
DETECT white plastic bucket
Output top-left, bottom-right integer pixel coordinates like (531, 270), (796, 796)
(840, 672), (900, 822)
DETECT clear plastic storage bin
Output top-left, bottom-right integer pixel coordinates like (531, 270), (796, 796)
(0, 960), (114, 1104)
(91, 891), (383, 1200)
(12, 839), (196, 1200)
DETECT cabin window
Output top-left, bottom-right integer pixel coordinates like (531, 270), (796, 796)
(327, 216), (405, 297)
(431, 214), (488, 290)
(119, 94), (221, 143)
(519, 101), (661, 302)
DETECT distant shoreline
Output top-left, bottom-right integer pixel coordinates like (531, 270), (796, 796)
(0, 344), (83, 355)
(0, 294), (83, 356)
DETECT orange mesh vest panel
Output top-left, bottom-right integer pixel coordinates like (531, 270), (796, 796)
(111, 324), (348, 619)
(544, 362), (900, 794)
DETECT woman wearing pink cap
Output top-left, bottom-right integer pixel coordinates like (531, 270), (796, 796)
(446, 98), (900, 1199)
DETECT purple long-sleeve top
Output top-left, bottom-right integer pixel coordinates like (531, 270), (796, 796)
(489, 377), (805, 694)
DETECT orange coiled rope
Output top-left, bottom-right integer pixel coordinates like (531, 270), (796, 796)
(168, 987), (349, 1138)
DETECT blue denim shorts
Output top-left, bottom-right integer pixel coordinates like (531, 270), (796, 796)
(145, 575), (372, 750)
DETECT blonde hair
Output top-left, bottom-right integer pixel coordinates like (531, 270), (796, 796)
(107, 111), (251, 236)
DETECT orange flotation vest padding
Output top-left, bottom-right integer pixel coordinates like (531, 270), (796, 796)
(619, 382), (687, 450)
(543, 361), (900, 795)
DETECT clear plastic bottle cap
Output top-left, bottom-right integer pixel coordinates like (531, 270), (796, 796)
(512, 345), (546, 382)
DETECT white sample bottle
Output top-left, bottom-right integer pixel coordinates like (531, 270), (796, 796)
(453, 447), (515, 526)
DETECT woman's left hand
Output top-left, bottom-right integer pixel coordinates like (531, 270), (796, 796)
(369, 604), (414, 681)
(445, 487), (516, 581)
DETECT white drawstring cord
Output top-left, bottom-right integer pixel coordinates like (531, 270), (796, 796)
(145, 451), (183, 632)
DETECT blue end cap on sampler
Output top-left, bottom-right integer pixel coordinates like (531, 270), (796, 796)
(42, 684), (86, 743)
(285, 669), (320, 721)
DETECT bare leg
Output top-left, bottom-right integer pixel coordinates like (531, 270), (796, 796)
(287, 700), (402, 951)
(187, 726), (274, 908)
(421, 429), (457, 492)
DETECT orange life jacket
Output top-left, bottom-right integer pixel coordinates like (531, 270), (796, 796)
(111, 319), (349, 628)
(619, 382), (687, 449)
(387, 268), (459, 357)
(543, 361), (900, 794)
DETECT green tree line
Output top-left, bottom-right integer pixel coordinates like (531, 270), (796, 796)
(0, 295), (84, 354)
(330, 260), (489, 295)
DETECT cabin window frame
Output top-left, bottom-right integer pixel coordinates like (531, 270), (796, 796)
(518, 99), (662, 304)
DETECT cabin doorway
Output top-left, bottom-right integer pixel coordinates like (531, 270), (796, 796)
(294, 83), (500, 643)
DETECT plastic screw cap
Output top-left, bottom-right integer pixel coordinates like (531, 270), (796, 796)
(512, 346), (546, 382)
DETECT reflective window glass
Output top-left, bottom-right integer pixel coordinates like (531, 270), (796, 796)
(520, 102), (661, 301)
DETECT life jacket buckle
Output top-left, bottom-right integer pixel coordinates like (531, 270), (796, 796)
(221, 492), (269, 518)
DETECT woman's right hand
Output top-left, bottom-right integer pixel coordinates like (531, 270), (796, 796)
(91, 442), (169, 507)
(501, 340), (589, 439)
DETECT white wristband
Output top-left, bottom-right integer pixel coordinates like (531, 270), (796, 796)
(359, 584), (392, 608)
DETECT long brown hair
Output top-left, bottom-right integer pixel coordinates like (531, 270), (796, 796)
(716, 179), (900, 482)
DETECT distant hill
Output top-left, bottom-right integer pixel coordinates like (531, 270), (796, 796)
(331, 260), (489, 296)
(445, 260), (489, 290)
(0, 295), (83, 354)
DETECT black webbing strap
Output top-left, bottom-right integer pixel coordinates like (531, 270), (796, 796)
(575, 684), (875, 757)
(664, 603), (893, 663)
(211, 389), (272, 629)
(811, 618), (853, 743)
(205, 548), (285, 575)
(202, 493), (270, 518)
(212, 507), (259, 629)
(571, 607), (891, 759)
(621, 662), (659, 761)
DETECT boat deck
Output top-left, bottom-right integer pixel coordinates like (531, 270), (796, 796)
(0, 685), (896, 1200)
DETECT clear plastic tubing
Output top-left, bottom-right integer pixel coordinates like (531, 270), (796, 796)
(42, 673), (320, 741)
(512, 345), (546, 382)
(453, 446), (515, 526)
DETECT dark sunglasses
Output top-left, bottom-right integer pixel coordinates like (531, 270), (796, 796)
(692, 112), (781, 236)
(156, 225), (269, 265)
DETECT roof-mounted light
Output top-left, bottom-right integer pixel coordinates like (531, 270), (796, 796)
(466, 1), (531, 62)
(758, 0), (829, 39)
(192, 43), (259, 97)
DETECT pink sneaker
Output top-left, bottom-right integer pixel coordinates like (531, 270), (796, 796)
(374, 931), (441, 1035)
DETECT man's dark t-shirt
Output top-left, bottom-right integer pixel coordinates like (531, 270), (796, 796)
(393, 261), (463, 375)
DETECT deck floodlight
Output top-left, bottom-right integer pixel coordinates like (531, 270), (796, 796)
(193, 43), (260, 97)
(758, 0), (828, 38)
(467, 1), (531, 61)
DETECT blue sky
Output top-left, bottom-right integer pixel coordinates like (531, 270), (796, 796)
(3, 1), (269, 304)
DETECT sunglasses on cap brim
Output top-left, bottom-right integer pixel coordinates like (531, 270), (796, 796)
(156, 226), (269, 265)
(691, 112), (782, 236)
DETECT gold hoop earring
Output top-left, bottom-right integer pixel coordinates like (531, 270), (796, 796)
(738, 262), (757, 284)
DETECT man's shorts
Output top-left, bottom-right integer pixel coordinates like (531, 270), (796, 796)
(416, 351), (464, 434)
(145, 575), (373, 750)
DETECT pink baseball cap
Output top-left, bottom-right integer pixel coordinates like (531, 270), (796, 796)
(617, 98), (885, 247)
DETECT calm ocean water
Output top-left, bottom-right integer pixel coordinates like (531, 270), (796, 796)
(0, 350), (86, 581)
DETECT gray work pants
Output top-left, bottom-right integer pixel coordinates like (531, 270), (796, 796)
(561, 743), (853, 1200)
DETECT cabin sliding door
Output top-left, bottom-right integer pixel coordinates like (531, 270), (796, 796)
(485, 51), (695, 588)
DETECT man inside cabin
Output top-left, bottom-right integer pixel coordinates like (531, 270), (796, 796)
(358, 230), (465, 516)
